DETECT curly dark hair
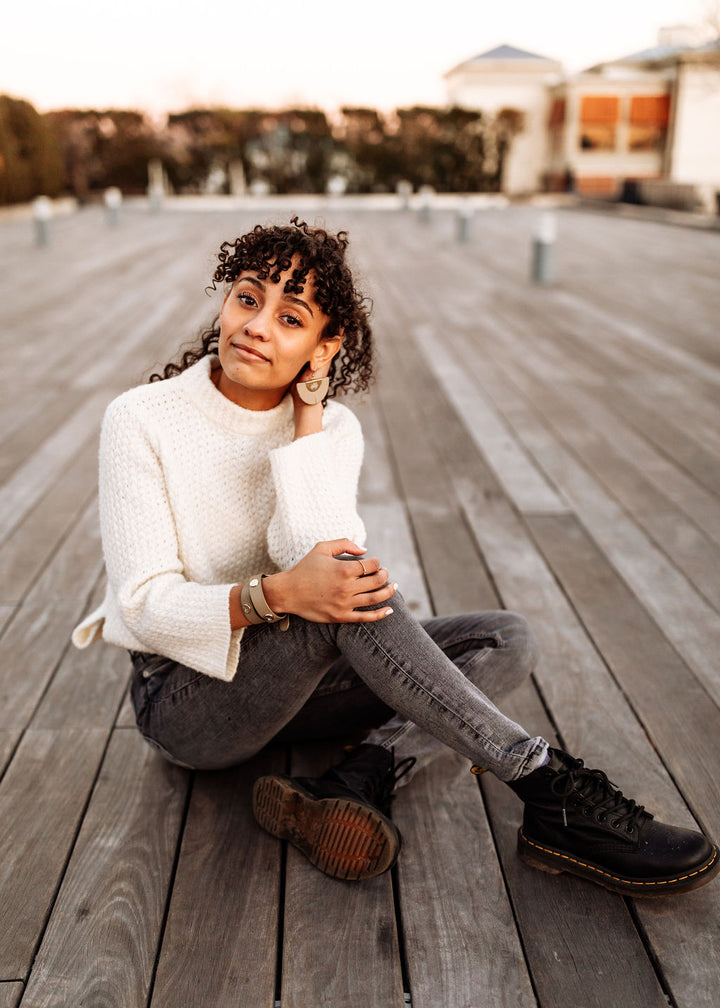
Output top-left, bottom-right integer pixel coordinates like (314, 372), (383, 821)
(150, 217), (374, 397)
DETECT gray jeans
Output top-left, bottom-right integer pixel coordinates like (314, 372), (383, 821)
(130, 592), (548, 782)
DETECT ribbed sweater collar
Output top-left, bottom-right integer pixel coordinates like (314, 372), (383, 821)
(178, 355), (294, 434)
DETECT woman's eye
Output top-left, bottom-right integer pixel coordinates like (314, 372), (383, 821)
(282, 314), (302, 327)
(237, 292), (257, 306)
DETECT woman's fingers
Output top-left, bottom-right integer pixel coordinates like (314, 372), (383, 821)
(326, 539), (367, 559)
(283, 541), (397, 622)
(344, 605), (395, 623)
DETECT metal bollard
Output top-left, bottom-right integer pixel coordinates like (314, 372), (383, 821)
(418, 185), (434, 225)
(456, 201), (473, 243)
(396, 180), (412, 211)
(531, 212), (557, 285)
(147, 158), (165, 212)
(33, 196), (52, 246)
(148, 184), (164, 213)
(104, 186), (122, 225)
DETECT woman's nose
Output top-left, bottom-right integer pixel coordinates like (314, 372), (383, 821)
(243, 309), (271, 340)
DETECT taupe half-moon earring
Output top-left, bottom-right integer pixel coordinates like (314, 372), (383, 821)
(296, 372), (330, 405)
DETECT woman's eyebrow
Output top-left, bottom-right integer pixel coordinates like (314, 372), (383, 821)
(237, 275), (264, 291)
(236, 275), (314, 316)
(282, 293), (314, 316)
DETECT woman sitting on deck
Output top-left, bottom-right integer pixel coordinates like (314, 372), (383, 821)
(73, 218), (718, 897)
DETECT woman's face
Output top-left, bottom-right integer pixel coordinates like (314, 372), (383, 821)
(215, 262), (340, 410)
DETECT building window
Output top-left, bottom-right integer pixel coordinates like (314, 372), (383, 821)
(579, 96), (619, 151)
(628, 95), (670, 152)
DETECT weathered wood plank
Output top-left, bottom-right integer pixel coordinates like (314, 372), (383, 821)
(375, 226), (720, 1008)
(559, 376), (720, 549)
(0, 493), (105, 734)
(456, 342), (720, 708)
(0, 601), (87, 731)
(608, 387), (720, 497)
(20, 493), (104, 607)
(0, 385), (86, 488)
(356, 398), (433, 620)
(115, 689), (136, 728)
(31, 638), (130, 731)
(481, 681), (669, 1008)
(0, 728), (107, 977)
(281, 744), (405, 1008)
(493, 365), (720, 611)
(0, 730), (21, 777)
(394, 749), (536, 1008)
(22, 730), (188, 1008)
(371, 293), (499, 615)
(413, 347), (696, 821)
(150, 751), (282, 1008)
(527, 513), (720, 837)
(0, 605), (14, 634)
(0, 436), (98, 606)
(0, 392), (108, 546)
(411, 320), (570, 515)
(0, 983), (23, 1008)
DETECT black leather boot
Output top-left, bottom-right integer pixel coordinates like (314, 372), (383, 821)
(506, 748), (719, 897)
(252, 744), (415, 881)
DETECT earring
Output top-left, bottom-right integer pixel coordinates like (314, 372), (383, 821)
(296, 371), (329, 405)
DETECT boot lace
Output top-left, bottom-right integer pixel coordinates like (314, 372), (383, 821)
(552, 756), (649, 833)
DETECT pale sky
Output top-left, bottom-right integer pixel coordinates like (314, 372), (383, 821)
(2, 0), (712, 116)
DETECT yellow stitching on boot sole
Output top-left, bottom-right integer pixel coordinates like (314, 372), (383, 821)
(520, 831), (719, 887)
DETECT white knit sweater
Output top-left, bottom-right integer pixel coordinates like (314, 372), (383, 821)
(72, 356), (366, 681)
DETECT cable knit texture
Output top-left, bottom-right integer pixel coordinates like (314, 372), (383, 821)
(72, 356), (366, 681)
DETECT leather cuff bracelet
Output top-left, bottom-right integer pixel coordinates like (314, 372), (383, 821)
(241, 576), (290, 631)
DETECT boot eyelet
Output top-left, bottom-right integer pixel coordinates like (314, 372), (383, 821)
(625, 825), (634, 835)
(595, 812), (606, 824)
(609, 818), (619, 828)
(582, 807), (591, 817)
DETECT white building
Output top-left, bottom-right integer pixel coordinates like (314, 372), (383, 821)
(446, 32), (720, 207)
(445, 45), (562, 195)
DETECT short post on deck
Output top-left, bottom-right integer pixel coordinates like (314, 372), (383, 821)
(396, 180), (412, 211)
(456, 200), (473, 243)
(418, 185), (434, 224)
(33, 196), (52, 246)
(104, 186), (122, 225)
(531, 211), (557, 285)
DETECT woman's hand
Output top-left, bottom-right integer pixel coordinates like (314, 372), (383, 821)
(290, 361), (329, 440)
(264, 540), (397, 623)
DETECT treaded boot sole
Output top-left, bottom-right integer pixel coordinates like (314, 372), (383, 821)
(252, 774), (400, 881)
(517, 828), (720, 897)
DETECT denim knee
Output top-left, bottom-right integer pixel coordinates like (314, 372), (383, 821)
(501, 611), (540, 691)
(456, 610), (540, 702)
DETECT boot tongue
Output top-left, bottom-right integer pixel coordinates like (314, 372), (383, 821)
(322, 745), (394, 804)
(546, 748), (581, 773)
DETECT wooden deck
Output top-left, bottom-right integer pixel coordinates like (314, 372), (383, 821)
(1, 199), (719, 1008)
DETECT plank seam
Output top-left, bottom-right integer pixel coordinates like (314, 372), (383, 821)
(145, 771), (196, 1008)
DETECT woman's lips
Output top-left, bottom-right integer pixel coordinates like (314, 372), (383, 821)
(231, 342), (269, 362)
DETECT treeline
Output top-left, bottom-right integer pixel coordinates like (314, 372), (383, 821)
(0, 94), (523, 206)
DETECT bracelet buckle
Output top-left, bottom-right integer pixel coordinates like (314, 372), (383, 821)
(242, 576), (290, 631)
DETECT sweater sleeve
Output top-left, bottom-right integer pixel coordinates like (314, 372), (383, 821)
(98, 396), (243, 681)
(267, 402), (366, 568)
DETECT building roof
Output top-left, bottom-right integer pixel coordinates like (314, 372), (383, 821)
(589, 36), (720, 70)
(466, 44), (558, 63)
(445, 44), (562, 79)
(615, 43), (687, 63)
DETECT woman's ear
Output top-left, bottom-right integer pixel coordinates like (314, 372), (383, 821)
(311, 334), (343, 371)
